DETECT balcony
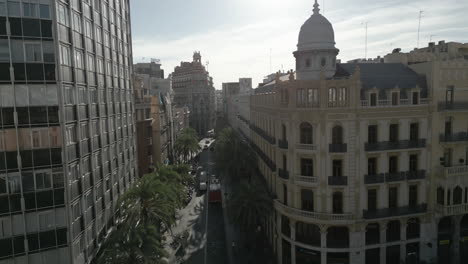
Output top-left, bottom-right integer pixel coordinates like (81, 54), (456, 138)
(250, 143), (276, 172)
(361, 98), (428, 108)
(296, 143), (317, 151)
(439, 132), (468, 143)
(435, 204), (468, 216)
(328, 176), (348, 186)
(385, 172), (406, 182)
(329, 143), (347, 153)
(364, 171), (426, 184)
(363, 204), (427, 219)
(274, 199), (354, 222)
(406, 170), (426, 180)
(365, 139), (426, 151)
(442, 165), (468, 178)
(249, 124), (276, 145)
(278, 168), (289, 180)
(278, 139), (288, 149)
(364, 173), (385, 184)
(438, 101), (468, 112)
(295, 175), (318, 185)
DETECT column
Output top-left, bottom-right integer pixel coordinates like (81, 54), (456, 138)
(452, 216), (461, 264)
(321, 227), (327, 264)
(290, 220), (296, 264)
(380, 223), (387, 264)
(401, 221), (407, 262)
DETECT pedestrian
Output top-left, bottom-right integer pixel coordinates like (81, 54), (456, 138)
(232, 240), (236, 255)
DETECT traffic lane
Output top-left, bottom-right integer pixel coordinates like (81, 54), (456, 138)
(206, 203), (228, 263)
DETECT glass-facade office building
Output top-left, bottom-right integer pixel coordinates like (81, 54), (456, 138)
(0, 0), (137, 263)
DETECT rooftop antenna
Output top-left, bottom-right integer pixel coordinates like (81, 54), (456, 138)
(417, 10), (424, 48)
(361, 21), (368, 59)
(206, 61), (209, 72)
(429, 34), (436, 42)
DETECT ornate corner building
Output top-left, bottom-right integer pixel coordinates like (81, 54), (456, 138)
(0, 0), (137, 263)
(225, 1), (468, 264)
(172, 52), (215, 137)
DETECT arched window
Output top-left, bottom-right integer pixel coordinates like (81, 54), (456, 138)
(299, 122), (313, 144)
(454, 186), (463, 205)
(321, 57), (326, 67)
(366, 223), (380, 245)
(296, 222), (321, 246)
(327, 226), (349, 248)
(387, 221), (400, 242)
(332, 125), (343, 144)
(437, 187), (445, 205)
(407, 218), (420, 239)
(332, 192), (343, 214)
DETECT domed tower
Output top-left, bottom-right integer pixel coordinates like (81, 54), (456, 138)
(294, 0), (339, 80)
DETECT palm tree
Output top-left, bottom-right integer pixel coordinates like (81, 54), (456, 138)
(98, 223), (168, 264)
(174, 128), (200, 163)
(118, 173), (180, 231)
(215, 128), (257, 180)
(228, 180), (273, 233)
(97, 164), (191, 264)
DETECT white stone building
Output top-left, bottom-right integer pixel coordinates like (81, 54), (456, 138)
(224, 1), (468, 264)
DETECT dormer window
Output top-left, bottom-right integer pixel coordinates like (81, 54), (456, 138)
(370, 93), (377, 106)
(321, 57), (326, 67)
(412, 92), (419, 105)
(305, 59), (311, 68)
(391, 92), (398, 106)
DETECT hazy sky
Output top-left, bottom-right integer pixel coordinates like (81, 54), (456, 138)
(130, 0), (468, 89)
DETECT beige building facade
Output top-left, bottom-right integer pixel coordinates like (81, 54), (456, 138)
(226, 2), (468, 264)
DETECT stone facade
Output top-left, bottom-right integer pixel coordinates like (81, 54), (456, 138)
(225, 1), (468, 264)
(172, 52), (215, 136)
(133, 62), (175, 174)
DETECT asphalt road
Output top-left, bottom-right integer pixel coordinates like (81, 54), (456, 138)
(181, 139), (228, 264)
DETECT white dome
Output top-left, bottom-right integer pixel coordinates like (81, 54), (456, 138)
(297, 2), (336, 51)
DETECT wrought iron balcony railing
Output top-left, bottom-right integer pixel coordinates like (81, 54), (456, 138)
(328, 176), (348, 186)
(278, 168), (289, 180)
(278, 139), (288, 149)
(438, 101), (468, 111)
(329, 143), (347, 153)
(364, 173), (385, 184)
(365, 139), (426, 151)
(363, 204), (427, 219)
(439, 132), (468, 143)
(249, 124), (276, 145)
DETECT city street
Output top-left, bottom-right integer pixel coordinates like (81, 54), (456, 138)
(164, 139), (228, 264)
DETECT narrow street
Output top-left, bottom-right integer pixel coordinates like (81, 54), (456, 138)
(164, 139), (228, 264)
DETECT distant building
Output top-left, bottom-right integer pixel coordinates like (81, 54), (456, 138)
(384, 41), (468, 64)
(172, 52), (215, 136)
(215, 90), (223, 114)
(134, 61), (176, 174)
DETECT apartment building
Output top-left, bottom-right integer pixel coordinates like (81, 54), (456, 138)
(226, 1), (468, 264)
(172, 52), (215, 136)
(133, 61), (174, 175)
(0, 0), (137, 263)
